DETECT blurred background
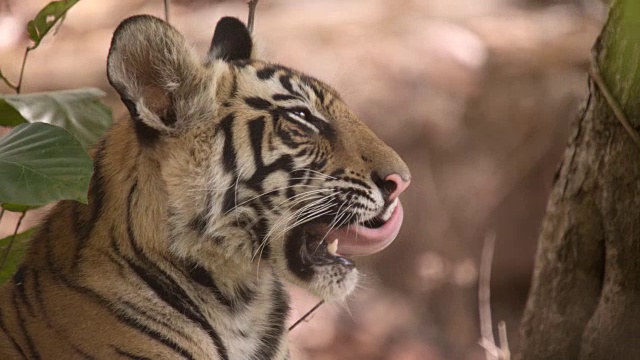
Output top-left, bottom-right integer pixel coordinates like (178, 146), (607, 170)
(0, 0), (606, 359)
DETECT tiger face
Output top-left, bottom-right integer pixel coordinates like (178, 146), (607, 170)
(107, 16), (410, 302)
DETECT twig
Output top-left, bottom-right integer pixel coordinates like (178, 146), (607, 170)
(0, 72), (18, 91)
(289, 300), (324, 332)
(589, 51), (640, 149)
(247, 0), (258, 33)
(498, 321), (511, 360)
(0, 211), (26, 271)
(479, 232), (498, 360)
(163, 0), (170, 23)
(15, 47), (31, 94)
(0, 209), (4, 225)
(478, 232), (511, 360)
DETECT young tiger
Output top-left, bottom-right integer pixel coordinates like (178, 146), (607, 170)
(0, 15), (410, 360)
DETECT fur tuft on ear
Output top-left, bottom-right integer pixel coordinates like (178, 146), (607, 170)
(208, 17), (253, 62)
(107, 15), (202, 136)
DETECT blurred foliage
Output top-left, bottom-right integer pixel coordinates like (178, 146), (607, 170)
(27, 0), (80, 50)
(0, 122), (94, 207)
(0, 227), (36, 285)
(1, 88), (112, 150)
(0, 0), (110, 285)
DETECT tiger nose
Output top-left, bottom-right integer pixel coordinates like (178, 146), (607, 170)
(384, 173), (410, 201)
(374, 172), (411, 202)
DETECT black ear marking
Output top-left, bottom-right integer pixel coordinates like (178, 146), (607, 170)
(209, 17), (253, 62)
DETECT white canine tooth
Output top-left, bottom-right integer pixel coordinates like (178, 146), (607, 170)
(381, 198), (398, 221)
(327, 238), (338, 256)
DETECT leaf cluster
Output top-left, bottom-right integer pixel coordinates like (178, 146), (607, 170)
(0, 0), (112, 283)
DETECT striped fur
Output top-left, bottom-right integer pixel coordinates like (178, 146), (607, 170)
(0, 15), (409, 359)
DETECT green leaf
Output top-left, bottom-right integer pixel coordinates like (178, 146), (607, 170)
(0, 98), (27, 127)
(0, 227), (36, 285)
(0, 122), (93, 206)
(26, 0), (80, 49)
(0, 88), (112, 150)
(0, 203), (38, 213)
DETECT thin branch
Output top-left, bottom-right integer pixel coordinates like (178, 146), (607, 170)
(163, 0), (170, 23)
(247, 0), (258, 33)
(0, 209), (4, 225)
(498, 321), (511, 360)
(0, 72), (18, 91)
(589, 51), (640, 149)
(479, 232), (497, 360)
(0, 211), (26, 272)
(15, 47), (31, 94)
(288, 300), (324, 332)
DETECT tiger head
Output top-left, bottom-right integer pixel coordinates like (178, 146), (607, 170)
(107, 16), (410, 301)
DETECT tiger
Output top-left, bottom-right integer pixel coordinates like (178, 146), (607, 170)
(0, 14), (410, 360)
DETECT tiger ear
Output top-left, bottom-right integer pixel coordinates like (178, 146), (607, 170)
(107, 15), (202, 135)
(207, 17), (253, 62)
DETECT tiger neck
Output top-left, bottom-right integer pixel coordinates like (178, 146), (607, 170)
(97, 119), (266, 298)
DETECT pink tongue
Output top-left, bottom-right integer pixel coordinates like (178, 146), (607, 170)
(326, 201), (405, 256)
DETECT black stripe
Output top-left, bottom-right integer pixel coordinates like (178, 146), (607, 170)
(251, 218), (270, 260)
(256, 67), (277, 80)
(40, 188), (196, 360)
(123, 296), (194, 340)
(248, 117), (266, 169)
(46, 234), (195, 360)
(109, 228), (193, 342)
(0, 304), (28, 359)
(73, 346), (96, 360)
(13, 266), (34, 317)
(188, 215), (207, 236)
(245, 97), (272, 110)
(279, 75), (302, 97)
(11, 287), (40, 359)
(251, 280), (290, 360)
(186, 264), (232, 308)
(247, 155), (294, 189)
(342, 186), (376, 203)
(221, 182), (237, 214)
(125, 259), (228, 360)
(31, 270), (45, 318)
(272, 94), (299, 102)
(121, 96), (160, 146)
(341, 175), (371, 190)
(276, 126), (298, 149)
(185, 263), (254, 313)
(309, 82), (325, 104)
(219, 114), (237, 173)
(312, 153), (328, 170)
(329, 169), (345, 177)
(126, 183), (229, 360)
(114, 347), (152, 360)
(59, 276), (194, 360)
(73, 139), (107, 269)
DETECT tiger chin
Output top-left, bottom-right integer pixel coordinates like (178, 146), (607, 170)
(0, 14), (410, 360)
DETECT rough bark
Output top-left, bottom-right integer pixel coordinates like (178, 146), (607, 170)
(517, 1), (640, 359)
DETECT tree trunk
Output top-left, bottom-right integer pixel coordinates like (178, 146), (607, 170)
(517, 1), (640, 359)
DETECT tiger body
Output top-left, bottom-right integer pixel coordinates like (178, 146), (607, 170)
(0, 15), (410, 360)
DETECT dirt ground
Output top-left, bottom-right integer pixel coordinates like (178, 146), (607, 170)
(0, 0), (605, 359)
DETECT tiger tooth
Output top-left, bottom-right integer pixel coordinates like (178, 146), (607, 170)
(327, 238), (338, 256)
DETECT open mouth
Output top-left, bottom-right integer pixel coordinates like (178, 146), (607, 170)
(299, 198), (405, 267)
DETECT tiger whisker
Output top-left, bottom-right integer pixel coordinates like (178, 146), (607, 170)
(253, 204), (335, 274)
(251, 193), (336, 264)
(295, 168), (336, 180)
(312, 200), (350, 253)
(224, 184), (326, 215)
